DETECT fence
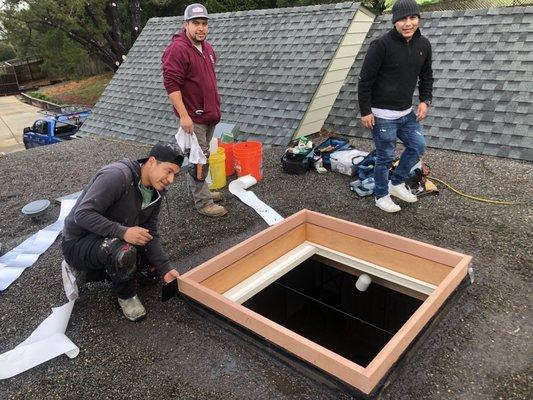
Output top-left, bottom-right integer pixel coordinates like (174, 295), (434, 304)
(0, 63), (19, 96)
(420, 0), (533, 12)
(6, 58), (46, 84)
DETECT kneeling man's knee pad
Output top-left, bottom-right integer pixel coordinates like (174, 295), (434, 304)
(101, 238), (137, 281)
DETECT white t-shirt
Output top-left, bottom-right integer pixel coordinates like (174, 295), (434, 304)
(371, 107), (412, 120)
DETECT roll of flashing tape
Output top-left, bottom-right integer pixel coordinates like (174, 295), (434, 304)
(229, 175), (283, 226)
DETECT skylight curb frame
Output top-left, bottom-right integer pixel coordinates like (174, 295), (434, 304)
(178, 210), (472, 395)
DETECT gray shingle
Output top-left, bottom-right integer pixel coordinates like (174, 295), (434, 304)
(324, 6), (533, 161)
(80, 2), (361, 145)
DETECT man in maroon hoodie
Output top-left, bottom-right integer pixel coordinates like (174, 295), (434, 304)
(161, 3), (227, 218)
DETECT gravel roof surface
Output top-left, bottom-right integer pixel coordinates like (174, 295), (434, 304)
(0, 137), (531, 399)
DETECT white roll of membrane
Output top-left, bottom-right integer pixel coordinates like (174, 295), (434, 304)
(229, 175), (284, 226)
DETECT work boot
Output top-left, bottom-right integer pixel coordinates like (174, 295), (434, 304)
(210, 191), (223, 202)
(375, 195), (401, 213)
(118, 295), (146, 322)
(389, 182), (417, 203)
(198, 203), (228, 217)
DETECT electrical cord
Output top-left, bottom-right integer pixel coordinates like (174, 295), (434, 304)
(430, 176), (522, 205)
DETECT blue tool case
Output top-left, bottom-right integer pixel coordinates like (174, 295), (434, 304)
(315, 137), (350, 169)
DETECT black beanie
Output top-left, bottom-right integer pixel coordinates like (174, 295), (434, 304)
(392, 0), (420, 24)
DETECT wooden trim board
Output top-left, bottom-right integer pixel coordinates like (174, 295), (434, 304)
(306, 223), (451, 285)
(223, 242), (317, 304)
(201, 224), (306, 293)
(313, 255), (429, 301)
(181, 209), (307, 283)
(223, 241), (436, 304)
(178, 209), (471, 395)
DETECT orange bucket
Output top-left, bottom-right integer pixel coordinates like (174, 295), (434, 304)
(233, 141), (263, 181)
(218, 141), (235, 176)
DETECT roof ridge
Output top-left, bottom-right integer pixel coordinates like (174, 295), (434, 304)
(150, 2), (358, 23)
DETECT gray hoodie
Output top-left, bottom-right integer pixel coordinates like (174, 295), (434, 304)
(63, 158), (173, 275)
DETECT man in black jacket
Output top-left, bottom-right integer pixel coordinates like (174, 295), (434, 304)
(61, 143), (183, 321)
(358, 0), (433, 213)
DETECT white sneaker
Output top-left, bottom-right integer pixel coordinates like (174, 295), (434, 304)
(375, 195), (401, 213)
(118, 295), (146, 322)
(389, 182), (417, 203)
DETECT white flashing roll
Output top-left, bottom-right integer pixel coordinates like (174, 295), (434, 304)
(229, 174), (284, 226)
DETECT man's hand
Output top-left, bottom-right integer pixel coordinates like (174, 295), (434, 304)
(361, 113), (375, 129)
(416, 102), (429, 121)
(123, 226), (153, 246)
(180, 114), (194, 134)
(163, 268), (180, 283)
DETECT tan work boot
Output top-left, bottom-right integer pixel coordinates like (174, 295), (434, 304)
(198, 203), (228, 217)
(210, 191), (223, 202)
(118, 295), (146, 322)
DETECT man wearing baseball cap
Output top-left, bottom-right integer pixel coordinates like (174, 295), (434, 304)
(61, 143), (184, 321)
(162, 3), (228, 218)
(358, 0), (433, 213)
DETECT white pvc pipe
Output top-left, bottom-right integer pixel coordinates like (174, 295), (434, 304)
(356, 273), (372, 292)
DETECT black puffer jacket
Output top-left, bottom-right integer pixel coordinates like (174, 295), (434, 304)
(358, 27), (433, 116)
(63, 158), (173, 275)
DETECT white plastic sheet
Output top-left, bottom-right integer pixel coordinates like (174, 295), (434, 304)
(0, 299), (79, 379)
(174, 128), (207, 165)
(229, 175), (284, 226)
(0, 199), (77, 291)
(0, 198), (81, 379)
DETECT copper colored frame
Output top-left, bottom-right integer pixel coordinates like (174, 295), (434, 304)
(178, 210), (471, 394)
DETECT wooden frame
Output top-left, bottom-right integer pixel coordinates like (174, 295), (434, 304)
(178, 210), (471, 394)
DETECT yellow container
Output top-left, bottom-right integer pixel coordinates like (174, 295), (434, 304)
(208, 147), (226, 190)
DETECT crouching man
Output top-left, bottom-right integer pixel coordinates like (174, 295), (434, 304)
(61, 143), (183, 321)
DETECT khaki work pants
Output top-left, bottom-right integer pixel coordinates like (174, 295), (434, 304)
(187, 123), (215, 209)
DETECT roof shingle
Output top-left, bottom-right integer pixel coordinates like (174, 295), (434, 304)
(80, 2), (360, 145)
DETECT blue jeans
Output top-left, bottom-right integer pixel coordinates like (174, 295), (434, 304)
(372, 111), (426, 198)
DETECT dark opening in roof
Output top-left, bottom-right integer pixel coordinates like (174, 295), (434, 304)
(243, 256), (422, 367)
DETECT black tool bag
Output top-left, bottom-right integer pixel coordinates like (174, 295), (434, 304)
(281, 150), (313, 174)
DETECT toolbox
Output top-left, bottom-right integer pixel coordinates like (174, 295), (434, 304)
(315, 137), (350, 169)
(330, 148), (368, 176)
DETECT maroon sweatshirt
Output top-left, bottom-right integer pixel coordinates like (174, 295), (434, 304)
(161, 30), (221, 125)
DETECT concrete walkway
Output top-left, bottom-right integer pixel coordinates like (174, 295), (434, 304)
(0, 96), (41, 154)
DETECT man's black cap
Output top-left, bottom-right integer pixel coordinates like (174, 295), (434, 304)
(392, 0), (420, 24)
(148, 142), (184, 167)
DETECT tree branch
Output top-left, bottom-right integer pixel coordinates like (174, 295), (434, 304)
(129, 0), (142, 42)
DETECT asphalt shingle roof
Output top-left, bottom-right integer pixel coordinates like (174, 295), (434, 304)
(324, 6), (533, 161)
(80, 2), (360, 146)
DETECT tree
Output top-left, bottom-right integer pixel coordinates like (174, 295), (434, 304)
(0, 0), (161, 72)
(37, 29), (90, 78)
(0, 41), (16, 61)
(0, 0), (439, 78)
